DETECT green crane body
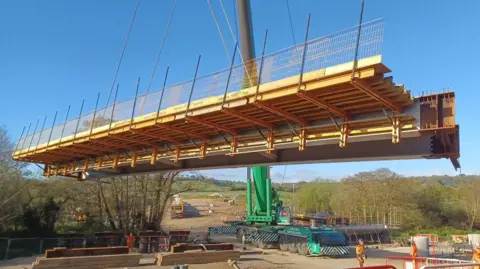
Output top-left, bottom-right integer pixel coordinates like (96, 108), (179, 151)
(238, 166), (350, 256)
(246, 166), (291, 225)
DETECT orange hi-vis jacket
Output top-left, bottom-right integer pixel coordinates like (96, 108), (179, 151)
(473, 247), (480, 262)
(356, 245), (365, 257)
(411, 243), (418, 257)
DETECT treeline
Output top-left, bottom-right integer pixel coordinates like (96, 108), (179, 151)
(291, 169), (480, 231)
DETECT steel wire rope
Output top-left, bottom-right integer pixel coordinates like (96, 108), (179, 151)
(218, 0), (253, 86)
(285, 0), (296, 45)
(103, 0), (141, 118)
(207, 0), (252, 88)
(142, 0), (179, 113)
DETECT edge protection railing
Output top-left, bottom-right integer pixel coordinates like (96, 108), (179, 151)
(14, 18), (384, 153)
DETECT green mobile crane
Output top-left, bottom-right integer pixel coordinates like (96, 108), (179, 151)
(207, 0), (349, 256)
(218, 166), (350, 256)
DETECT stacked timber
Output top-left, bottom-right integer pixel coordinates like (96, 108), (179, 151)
(156, 250), (240, 266)
(170, 243), (234, 253)
(45, 246), (129, 258)
(31, 253), (141, 269)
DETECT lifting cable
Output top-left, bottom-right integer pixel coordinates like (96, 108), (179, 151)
(207, 0), (234, 65)
(104, 0), (141, 109)
(146, 0), (178, 94)
(285, 0), (296, 45)
(140, 0), (178, 113)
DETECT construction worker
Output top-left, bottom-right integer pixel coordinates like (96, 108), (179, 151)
(125, 232), (135, 253)
(411, 240), (418, 269)
(473, 245), (480, 269)
(356, 239), (366, 268)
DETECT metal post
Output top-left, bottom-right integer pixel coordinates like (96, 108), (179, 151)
(73, 99), (85, 141)
(20, 122), (32, 151)
(185, 55), (202, 118)
(46, 111), (58, 147)
(254, 30), (268, 101)
(297, 13), (311, 92)
(39, 239), (44, 255)
(4, 239), (11, 260)
(109, 85), (119, 132)
(35, 116), (48, 150)
(13, 126), (26, 153)
(246, 167), (252, 216)
(351, 0), (365, 79)
(89, 92), (101, 136)
(221, 43), (238, 108)
(156, 67), (170, 120)
(28, 119), (40, 151)
(265, 166), (271, 220)
(59, 105), (71, 144)
(130, 77), (141, 127)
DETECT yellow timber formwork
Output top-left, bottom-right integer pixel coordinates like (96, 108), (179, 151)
(12, 55), (459, 177)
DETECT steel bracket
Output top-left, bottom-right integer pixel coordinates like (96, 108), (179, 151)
(266, 132), (275, 153)
(230, 137), (238, 156)
(339, 123), (349, 148)
(299, 129), (306, 151)
(392, 117), (401, 144)
(200, 140), (207, 159)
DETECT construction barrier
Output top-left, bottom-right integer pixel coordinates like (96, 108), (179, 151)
(207, 226), (238, 234)
(386, 256), (477, 269)
(346, 265), (398, 269)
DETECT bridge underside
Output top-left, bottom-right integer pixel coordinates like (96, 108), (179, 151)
(114, 133), (452, 175)
(12, 56), (460, 178)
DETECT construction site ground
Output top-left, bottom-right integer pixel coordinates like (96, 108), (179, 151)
(0, 197), (461, 269)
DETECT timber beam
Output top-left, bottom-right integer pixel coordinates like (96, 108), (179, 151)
(155, 123), (208, 140)
(222, 108), (274, 130)
(187, 116), (238, 136)
(296, 91), (349, 119)
(350, 78), (401, 113)
(254, 101), (308, 126)
(131, 129), (181, 144)
(110, 134), (156, 148)
(88, 139), (126, 149)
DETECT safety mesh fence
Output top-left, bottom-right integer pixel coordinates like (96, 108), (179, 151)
(15, 19), (384, 151)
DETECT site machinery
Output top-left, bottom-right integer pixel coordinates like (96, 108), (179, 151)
(208, 166), (350, 257)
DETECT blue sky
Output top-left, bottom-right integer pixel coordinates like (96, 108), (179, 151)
(1, 0), (479, 182)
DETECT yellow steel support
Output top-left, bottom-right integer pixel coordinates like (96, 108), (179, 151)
(54, 167), (59, 177)
(113, 153), (119, 169)
(200, 140), (207, 159)
(131, 152), (137, 168)
(339, 124), (349, 148)
(266, 132), (274, 153)
(151, 148), (158, 165)
(174, 146), (181, 162)
(96, 159), (103, 169)
(230, 137), (238, 155)
(299, 129), (306, 151)
(392, 117), (401, 144)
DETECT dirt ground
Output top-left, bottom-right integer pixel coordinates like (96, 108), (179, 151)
(161, 198), (244, 231)
(0, 198), (467, 269)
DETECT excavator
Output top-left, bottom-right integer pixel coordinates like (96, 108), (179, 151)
(208, 166), (350, 256)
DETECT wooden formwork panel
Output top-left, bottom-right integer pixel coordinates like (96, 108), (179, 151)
(32, 253), (141, 269)
(45, 246), (129, 258)
(156, 250), (241, 266)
